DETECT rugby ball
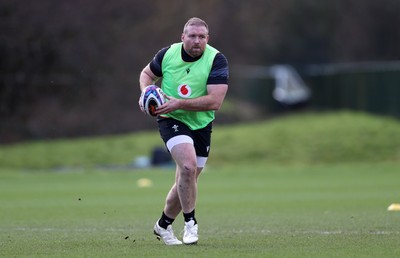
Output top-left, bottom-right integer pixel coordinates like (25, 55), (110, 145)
(139, 85), (166, 116)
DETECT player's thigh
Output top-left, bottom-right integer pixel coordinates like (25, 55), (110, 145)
(170, 142), (197, 170)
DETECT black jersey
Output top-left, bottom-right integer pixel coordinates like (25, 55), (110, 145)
(149, 45), (229, 85)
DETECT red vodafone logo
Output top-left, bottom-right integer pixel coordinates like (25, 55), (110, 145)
(178, 84), (192, 98)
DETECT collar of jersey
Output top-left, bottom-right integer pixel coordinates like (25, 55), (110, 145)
(181, 46), (203, 62)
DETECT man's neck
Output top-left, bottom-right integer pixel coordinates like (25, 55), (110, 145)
(181, 46), (202, 62)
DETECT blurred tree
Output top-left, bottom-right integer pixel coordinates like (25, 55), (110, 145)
(333, 0), (400, 61)
(0, 0), (399, 143)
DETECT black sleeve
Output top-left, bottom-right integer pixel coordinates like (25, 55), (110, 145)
(207, 53), (229, 85)
(149, 46), (170, 77)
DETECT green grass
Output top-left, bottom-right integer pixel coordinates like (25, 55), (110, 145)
(1, 111), (399, 169)
(0, 111), (400, 257)
(1, 163), (400, 257)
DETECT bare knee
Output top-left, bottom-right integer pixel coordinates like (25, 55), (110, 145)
(179, 162), (197, 181)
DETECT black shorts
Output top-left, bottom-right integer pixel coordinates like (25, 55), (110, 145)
(157, 118), (212, 158)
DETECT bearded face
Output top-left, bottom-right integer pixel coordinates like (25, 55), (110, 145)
(181, 25), (209, 58)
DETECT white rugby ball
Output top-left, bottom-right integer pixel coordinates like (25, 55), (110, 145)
(139, 85), (166, 116)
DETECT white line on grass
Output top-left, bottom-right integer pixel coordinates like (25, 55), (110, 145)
(2, 228), (399, 235)
(0, 227), (128, 232)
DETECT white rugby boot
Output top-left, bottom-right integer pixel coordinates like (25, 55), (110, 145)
(183, 220), (198, 245)
(153, 220), (182, 245)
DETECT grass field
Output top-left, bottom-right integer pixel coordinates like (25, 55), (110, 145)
(1, 111), (400, 257)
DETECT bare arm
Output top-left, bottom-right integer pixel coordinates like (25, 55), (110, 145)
(139, 64), (159, 91)
(155, 84), (228, 115)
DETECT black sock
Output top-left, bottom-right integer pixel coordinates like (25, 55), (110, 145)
(158, 211), (174, 229)
(183, 209), (197, 224)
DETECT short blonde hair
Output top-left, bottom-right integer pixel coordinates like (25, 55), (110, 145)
(183, 17), (209, 34)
